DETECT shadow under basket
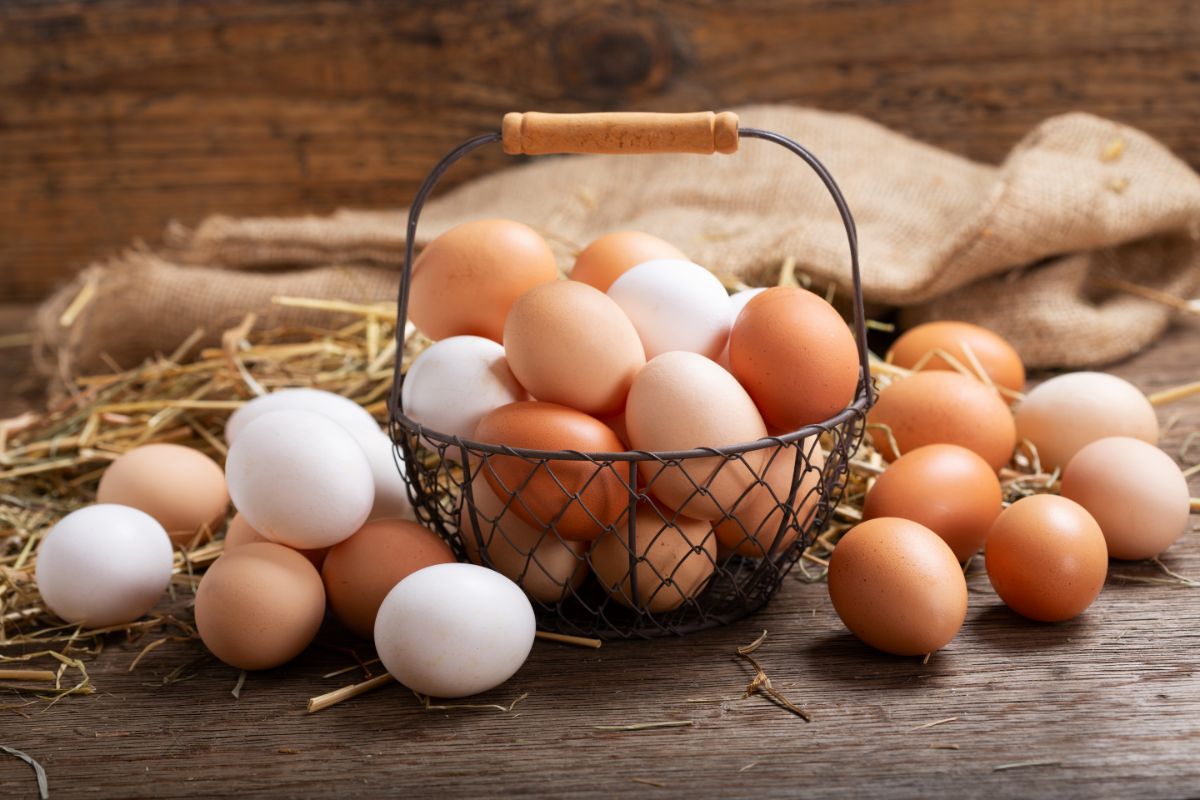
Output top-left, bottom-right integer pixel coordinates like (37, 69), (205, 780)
(388, 111), (874, 639)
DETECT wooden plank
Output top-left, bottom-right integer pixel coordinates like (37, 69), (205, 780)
(3, 0), (1200, 300)
(1, 321), (1197, 798)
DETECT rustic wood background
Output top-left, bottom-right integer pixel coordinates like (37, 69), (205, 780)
(3, 0), (1200, 302)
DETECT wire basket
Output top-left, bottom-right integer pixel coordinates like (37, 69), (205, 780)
(388, 112), (873, 639)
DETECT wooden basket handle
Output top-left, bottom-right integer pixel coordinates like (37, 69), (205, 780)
(502, 111), (739, 155)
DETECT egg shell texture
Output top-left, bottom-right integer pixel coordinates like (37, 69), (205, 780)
(887, 320), (1026, 395)
(862, 444), (1002, 562)
(474, 401), (628, 541)
(713, 442), (826, 558)
(401, 335), (525, 440)
(985, 494), (1108, 622)
(96, 443), (229, 546)
(607, 259), (732, 360)
(868, 371), (1016, 471)
(626, 352), (769, 520)
(225, 512), (328, 569)
(1060, 436), (1190, 561)
(570, 231), (687, 292)
(224, 388), (381, 447)
(729, 286), (860, 431)
(828, 517), (968, 656)
(195, 542), (326, 670)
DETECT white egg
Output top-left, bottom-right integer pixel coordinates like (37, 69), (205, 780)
(607, 259), (732, 360)
(401, 336), (525, 440)
(717, 287), (767, 368)
(374, 563), (536, 698)
(360, 430), (416, 521)
(226, 410), (374, 549)
(35, 504), (174, 628)
(225, 388), (381, 447)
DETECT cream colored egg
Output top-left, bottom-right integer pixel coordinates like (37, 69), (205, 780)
(607, 259), (732, 360)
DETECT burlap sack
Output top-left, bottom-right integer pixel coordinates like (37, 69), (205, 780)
(36, 105), (1200, 378)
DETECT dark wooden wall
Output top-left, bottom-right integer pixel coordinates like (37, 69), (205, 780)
(3, 0), (1199, 301)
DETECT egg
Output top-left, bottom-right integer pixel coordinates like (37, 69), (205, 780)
(225, 387), (381, 447)
(827, 517), (968, 656)
(985, 494), (1108, 622)
(374, 563), (536, 698)
(401, 335), (525, 440)
(1060, 437), (1191, 560)
(729, 286), (860, 431)
(1014, 372), (1159, 471)
(626, 352), (769, 519)
(474, 401), (627, 541)
(195, 542), (326, 670)
(713, 442), (826, 558)
(358, 431), (416, 522)
(887, 321), (1026, 396)
(590, 504), (717, 613)
(503, 280), (645, 416)
(868, 371), (1016, 471)
(570, 231), (688, 292)
(225, 410), (374, 549)
(460, 473), (589, 603)
(96, 444), (228, 547)
(321, 519), (456, 639)
(862, 444), (1002, 562)
(409, 219), (558, 342)
(607, 259), (732, 360)
(35, 504), (174, 628)
(225, 512), (328, 569)
(716, 287), (766, 367)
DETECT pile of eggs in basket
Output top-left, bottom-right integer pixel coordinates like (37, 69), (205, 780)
(29, 218), (1194, 699)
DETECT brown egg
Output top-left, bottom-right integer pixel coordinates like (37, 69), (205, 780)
(862, 444), (1002, 562)
(868, 371), (1016, 471)
(713, 442), (826, 558)
(590, 504), (716, 613)
(460, 474), (589, 603)
(503, 280), (645, 416)
(626, 352), (768, 520)
(729, 287), (860, 431)
(225, 512), (329, 570)
(1060, 437), (1191, 561)
(194, 542), (325, 670)
(887, 321), (1025, 397)
(409, 219), (558, 342)
(321, 519), (455, 638)
(570, 231), (687, 292)
(828, 518), (968, 656)
(474, 401), (628, 541)
(97, 443), (229, 546)
(985, 495), (1108, 622)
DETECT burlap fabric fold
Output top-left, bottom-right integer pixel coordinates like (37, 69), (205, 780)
(36, 105), (1200, 379)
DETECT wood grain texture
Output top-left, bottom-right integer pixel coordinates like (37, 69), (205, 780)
(3, 0), (1200, 300)
(1, 318), (1198, 798)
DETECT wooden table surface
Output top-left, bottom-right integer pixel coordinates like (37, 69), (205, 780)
(0, 315), (1197, 798)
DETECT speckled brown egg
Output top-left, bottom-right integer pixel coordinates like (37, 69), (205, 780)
(590, 505), (716, 613)
(867, 371), (1016, 471)
(460, 474), (589, 604)
(409, 219), (558, 342)
(887, 321), (1025, 397)
(570, 231), (687, 292)
(503, 280), (646, 416)
(225, 512), (329, 570)
(828, 518), (968, 656)
(862, 444), (1002, 562)
(729, 286), (860, 431)
(321, 519), (455, 638)
(985, 495), (1108, 622)
(713, 443), (826, 558)
(474, 401), (627, 541)
(97, 443), (229, 547)
(194, 542), (325, 670)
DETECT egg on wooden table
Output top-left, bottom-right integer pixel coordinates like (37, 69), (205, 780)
(96, 443), (229, 547)
(887, 320), (1026, 397)
(570, 231), (687, 292)
(607, 259), (732, 360)
(408, 219), (558, 342)
(374, 563), (536, 698)
(35, 504), (174, 628)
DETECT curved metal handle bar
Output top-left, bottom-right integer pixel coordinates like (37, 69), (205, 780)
(389, 125), (873, 460)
